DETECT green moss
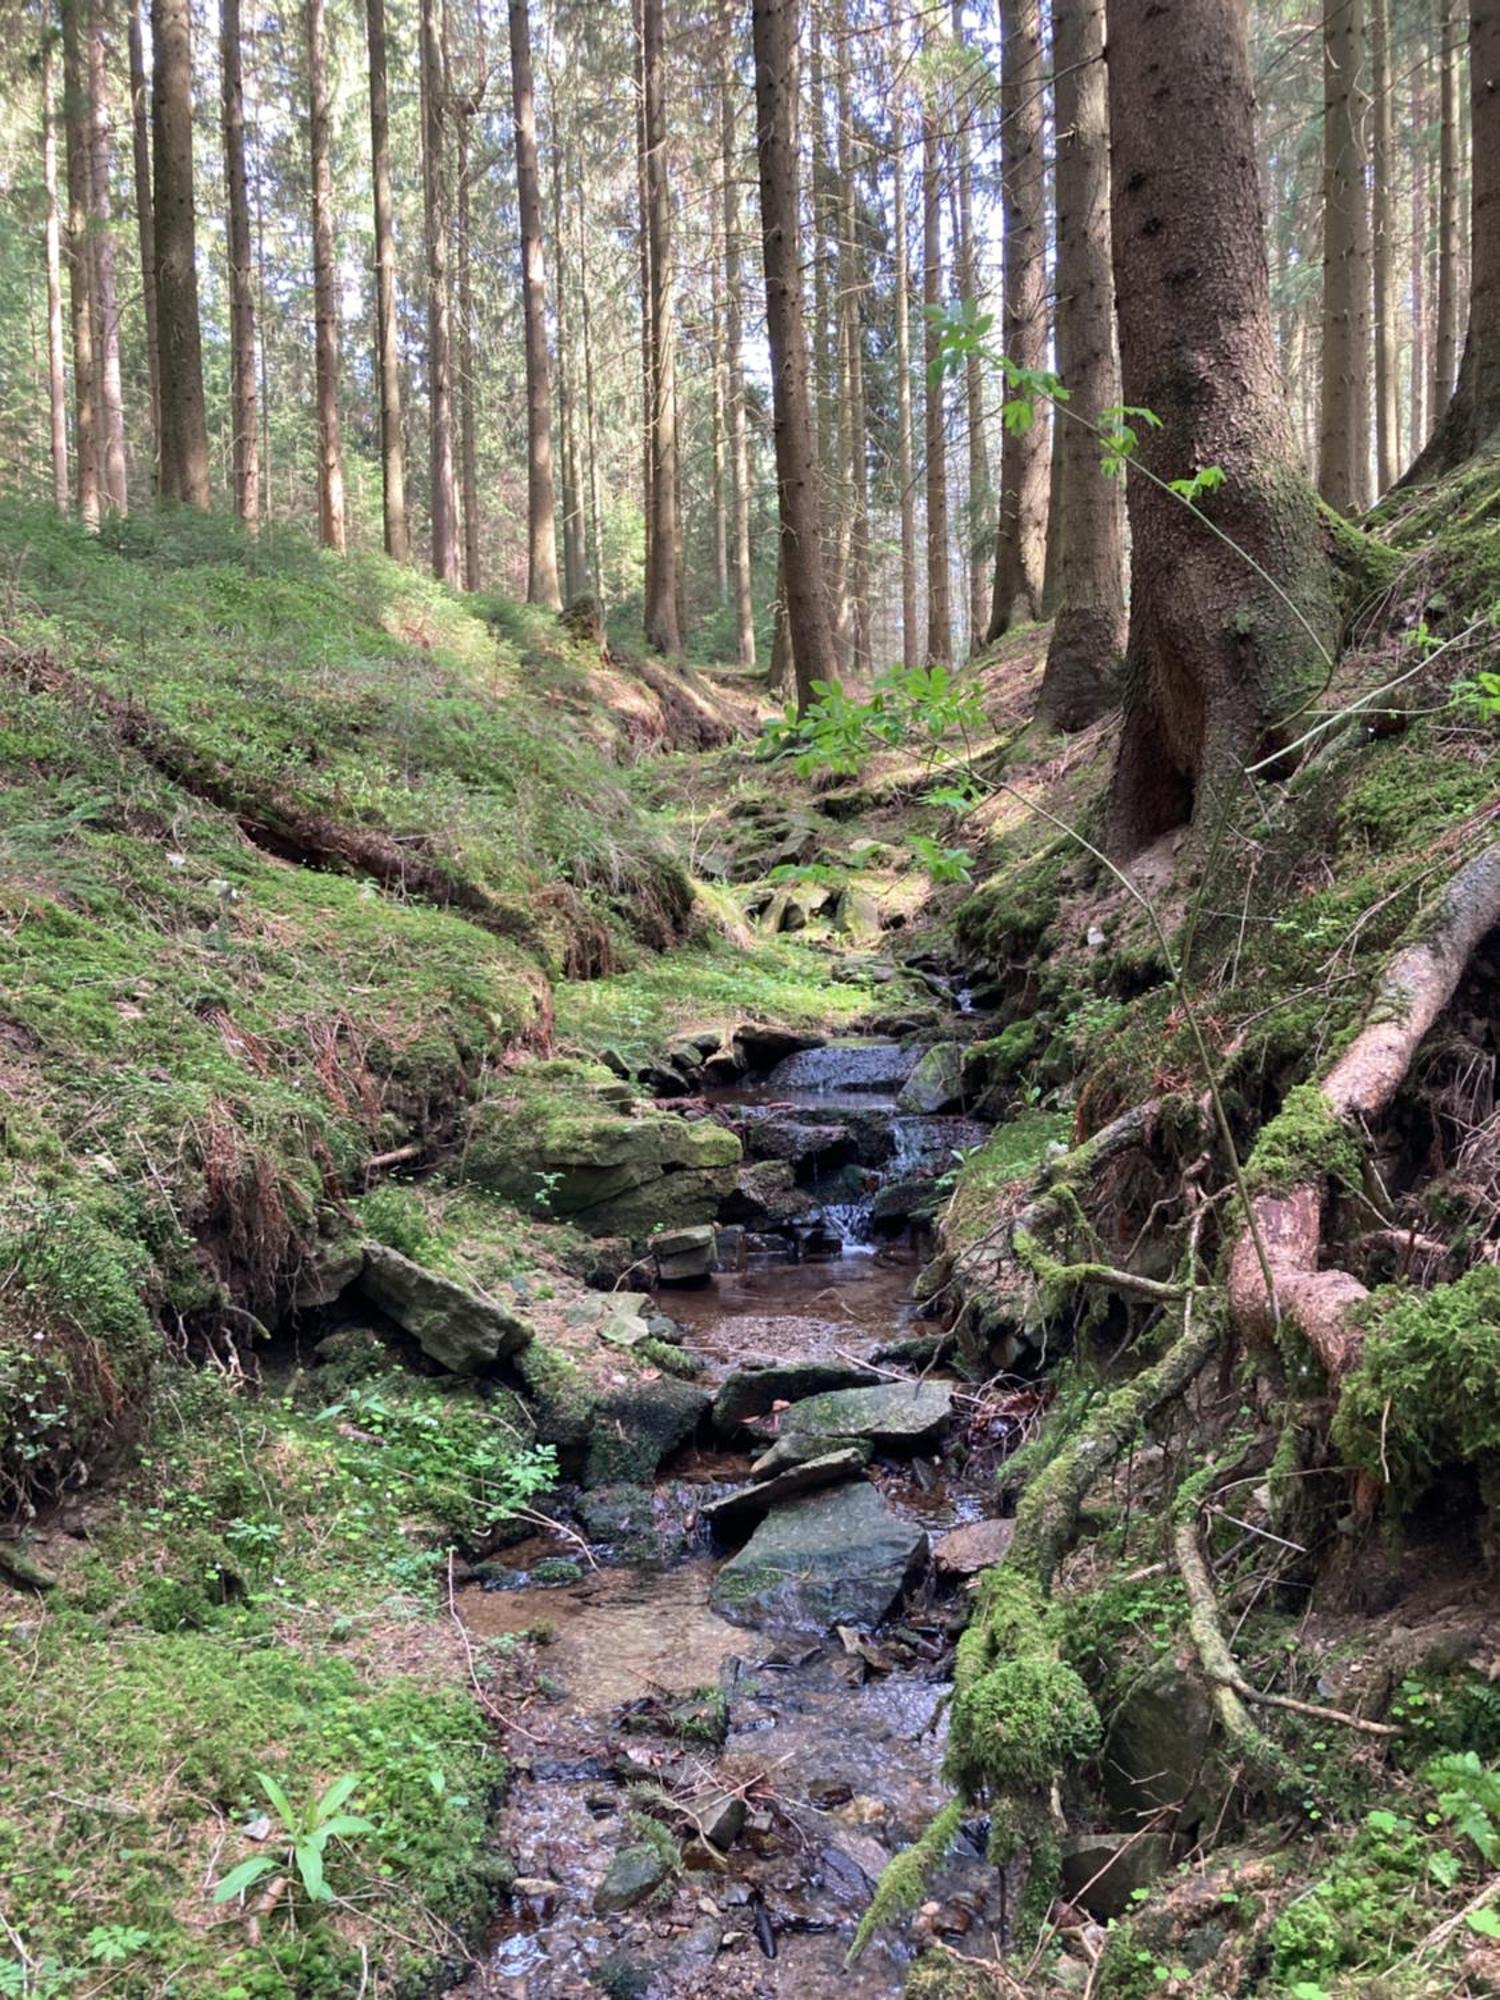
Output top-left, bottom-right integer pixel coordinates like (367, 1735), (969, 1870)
(1243, 1082), (1363, 1197)
(514, 1341), (597, 1446)
(943, 1110), (1072, 1249)
(946, 1655), (1101, 1796)
(847, 1799), (964, 1963)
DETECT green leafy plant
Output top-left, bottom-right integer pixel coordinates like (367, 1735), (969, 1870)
(213, 1771), (376, 1907)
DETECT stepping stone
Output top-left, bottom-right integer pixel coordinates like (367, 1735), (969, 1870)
(752, 1380), (954, 1473)
(933, 1517), (1016, 1577)
(701, 1447), (870, 1536)
(710, 1481), (928, 1631)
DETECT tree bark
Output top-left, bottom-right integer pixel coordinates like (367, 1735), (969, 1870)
(642, 0), (681, 651)
(921, 33), (951, 666)
(1318, 0), (1371, 515)
(457, 102), (481, 590)
(576, 168), (604, 602)
(953, 0), (990, 650)
(1435, 0), (1462, 416)
(42, 40), (69, 510)
(1370, 0), (1399, 491)
(306, 0), (345, 550)
(837, 0), (870, 679)
(987, 0), (1048, 637)
(751, 0), (840, 710)
(891, 3), (917, 672)
(420, 0), (458, 583)
(1104, 0), (1337, 859)
(127, 0), (160, 492)
(1411, 48), (1429, 461)
(720, 2), (756, 665)
(151, 0), (211, 507)
(711, 239), (729, 610)
(61, 0), (99, 526)
(88, 1), (127, 513)
(223, 0), (259, 529)
(508, 0), (561, 610)
(552, 131), (585, 603)
(1039, 0), (1124, 732)
(366, 0), (409, 560)
(634, 0), (653, 600)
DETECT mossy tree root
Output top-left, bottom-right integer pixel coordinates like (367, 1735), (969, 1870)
(1229, 839), (1500, 1381)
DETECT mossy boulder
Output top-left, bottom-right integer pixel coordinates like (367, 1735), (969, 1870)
(583, 1374), (709, 1487)
(896, 1043), (968, 1115)
(710, 1482), (927, 1630)
(357, 1243), (532, 1373)
(752, 1380), (953, 1469)
(712, 1357), (882, 1429)
(593, 1842), (671, 1914)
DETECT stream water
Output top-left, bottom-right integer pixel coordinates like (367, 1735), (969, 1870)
(455, 1047), (1010, 1999)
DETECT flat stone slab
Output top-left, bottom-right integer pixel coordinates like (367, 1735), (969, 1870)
(357, 1243), (531, 1374)
(712, 1357), (882, 1430)
(933, 1517), (1016, 1577)
(710, 1481), (928, 1631)
(753, 1380), (954, 1473)
(766, 1042), (920, 1093)
(701, 1448), (869, 1536)
(895, 1042), (967, 1114)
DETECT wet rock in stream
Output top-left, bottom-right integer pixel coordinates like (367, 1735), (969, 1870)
(752, 1379), (954, 1467)
(711, 1357), (882, 1428)
(710, 1482), (928, 1630)
(700, 1446), (870, 1535)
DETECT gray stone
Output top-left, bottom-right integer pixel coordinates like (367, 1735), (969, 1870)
(868, 1177), (939, 1228)
(1060, 1831), (1172, 1920)
(933, 1517), (1017, 1576)
(290, 1231), (365, 1310)
(766, 1042), (920, 1093)
(593, 1843), (672, 1914)
(1102, 1659), (1219, 1830)
(735, 1026), (825, 1069)
(721, 1160), (818, 1228)
(895, 1043), (968, 1115)
(356, 1243), (531, 1374)
(710, 1482), (928, 1631)
(653, 1224), (716, 1283)
(712, 1358), (883, 1429)
(740, 1116), (851, 1165)
(754, 1380), (954, 1470)
(584, 1376), (710, 1486)
(702, 1448), (870, 1535)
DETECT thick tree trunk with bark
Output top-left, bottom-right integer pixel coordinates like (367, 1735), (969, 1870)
(127, 0), (160, 490)
(720, 4), (756, 666)
(751, 0), (839, 710)
(1104, 0), (1337, 859)
(1370, 0), (1399, 491)
(1318, 0), (1371, 515)
(551, 135), (584, 603)
(88, 4), (127, 514)
(457, 105), (481, 590)
(1434, 0), (1462, 416)
(642, 0), (681, 651)
(837, 2), (870, 680)
(151, 0), (211, 507)
(1039, 0), (1124, 731)
(61, 0), (98, 526)
(306, 0), (346, 551)
(988, 0), (1048, 638)
(891, 13), (918, 673)
(366, 0), (409, 560)
(42, 42), (69, 511)
(510, 0), (561, 610)
(1411, 52), (1429, 459)
(922, 49), (951, 666)
(420, 0), (458, 583)
(576, 170), (604, 602)
(223, 0), (259, 529)
(1409, 4), (1500, 476)
(953, 0), (990, 650)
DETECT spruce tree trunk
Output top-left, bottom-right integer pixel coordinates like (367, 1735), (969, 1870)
(751, 0), (839, 709)
(576, 170), (604, 603)
(151, 0), (211, 506)
(306, 0), (346, 550)
(88, 3), (127, 514)
(1105, 0), (1337, 859)
(509, 0), (560, 610)
(987, 0), (1047, 637)
(1318, 0), (1371, 515)
(720, 2), (756, 666)
(642, 0), (681, 651)
(1435, 0), (1462, 414)
(634, 0), (653, 597)
(420, 0), (458, 582)
(953, 0), (989, 649)
(891, 8), (917, 673)
(456, 103), (481, 590)
(42, 41), (69, 511)
(223, 0), (259, 529)
(921, 43), (951, 666)
(1370, 0), (1400, 491)
(1038, 0), (1124, 732)
(710, 247), (729, 608)
(1409, 4), (1500, 475)
(551, 133), (584, 603)
(836, 0), (870, 680)
(365, 0), (409, 560)
(1411, 51), (1429, 459)
(61, 0), (99, 526)
(127, 0), (160, 491)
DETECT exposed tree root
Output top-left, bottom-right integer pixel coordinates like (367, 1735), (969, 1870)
(1230, 840), (1500, 1378)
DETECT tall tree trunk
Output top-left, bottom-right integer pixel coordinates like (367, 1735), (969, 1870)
(836, 0), (870, 679)
(88, 3), (127, 513)
(952, 0), (989, 649)
(1039, 0), (1125, 731)
(366, 0), (409, 559)
(1411, 48), (1429, 460)
(720, 1), (756, 665)
(751, 0), (839, 709)
(576, 168), (604, 603)
(808, 10), (837, 607)
(152, 0), (210, 506)
(1318, 0), (1371, 514)
(61, 0), (99, 525)
(634, 0), (653, 598)
(127, 0), (159, 490)
(508, 0), (560, 610)
(306, 0), (346, 550)
(223, 0), (259, 528)
(891, 9), (917, 672)
(550, 124), (584, 602)
(1370, 0), (1399, 491)
(1105, 0), (1337, 859)
(921, 35), (951, 666)
(42, 40), (69, 510)
(711, 247), (729, 609)
(1409, 5), (1500, 474)
(1435, 0), (1462, 415)
(642, 0), (681, 651)
(457, 103), (481, 589)
(420, 0), (458, 582)
(987, 0), (1048, 637)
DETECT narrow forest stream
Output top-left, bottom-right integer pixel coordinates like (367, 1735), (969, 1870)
(452, 1049), (1016, 1999)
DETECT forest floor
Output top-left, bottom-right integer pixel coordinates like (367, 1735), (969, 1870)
(0, 486), (1498, 1999)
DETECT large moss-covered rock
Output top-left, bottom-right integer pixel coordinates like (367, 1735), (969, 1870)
(1101, 1659), (1219, 1831)
(356, 1243), (532, 1373)
(713, 1357), (882, 1429)
(583, 1374), (709, 1487)
(896, 1043), (967, 1114)
(753, 1381), (953, 1472)
(710, 1482), (927, 1630)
